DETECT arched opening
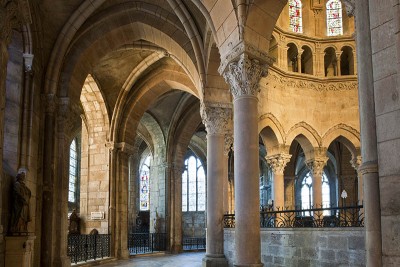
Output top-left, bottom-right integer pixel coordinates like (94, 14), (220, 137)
(301, 45), (313, 75)
(287, 43), (299, 72)
(340, 46), (354, 76)
(68, 136), (81, 213)
(324, 47), (337, 77)
(269, 36), (278, 62)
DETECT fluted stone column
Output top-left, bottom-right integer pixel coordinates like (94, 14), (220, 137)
(305, 157), (328, 210)
(223, 133), (233, 214)
(266, 154), (292, 210)
(355, 1), (382, 265)
(201, 102), (231, 267)
(40, 94), (56, 267)
(222, 53), (269, 267)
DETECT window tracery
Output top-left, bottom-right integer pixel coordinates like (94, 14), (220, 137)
(182, 154), (206, 212)
(68, 137), (80, 211)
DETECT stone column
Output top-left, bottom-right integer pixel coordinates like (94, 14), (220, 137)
(222, 53), (269, 267)
(266, 154), (292, 210)
(53, 98), (71, 267)
(169, 165), (184, 253)
(336, 52), (342, 76)
(200, 102), (232, 267)
(40, 94), (56, 267)
(355, 2), (382, 265)
(19, 54), (34, 170)
(297, 50), (303, 74)
(223, 133), (233, 214)
(305, 157), (328, 209)
(114, 144), (131, 259)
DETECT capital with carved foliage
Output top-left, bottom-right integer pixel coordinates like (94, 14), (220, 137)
(266, 154), (292, 175)
(223, 131), (233, 156)
(305, 157), (328, 177)
(350, 155), (362, 172)
(200, 101), (232, 136)
(221, 53), (269, 99)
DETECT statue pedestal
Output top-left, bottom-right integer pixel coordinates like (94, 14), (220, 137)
(5, 235), (35, 267)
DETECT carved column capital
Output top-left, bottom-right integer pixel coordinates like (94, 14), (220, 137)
(266, 153), (292, 175)
(221, 53), (269, 99)
(350, 155), (362, 171)
(223, 131), (233, 156)
(305, 157), (328, 177)
(23, 53), (33, 73)
(200, 101), (232, 135)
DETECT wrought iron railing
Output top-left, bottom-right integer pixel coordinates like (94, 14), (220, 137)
(182, 237), (206, 250)
(67, 234), (111, 264)
(224, 205), (364, 228)
(128, 233), (167, 255)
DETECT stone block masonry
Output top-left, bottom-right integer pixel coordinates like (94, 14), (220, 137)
(224, 228), (365, 267)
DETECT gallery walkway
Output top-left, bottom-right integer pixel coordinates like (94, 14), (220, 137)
(95, 252), (205, 267)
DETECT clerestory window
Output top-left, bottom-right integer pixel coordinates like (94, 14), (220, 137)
(289, 0), (303, 33)
(326, 0), (343, 36)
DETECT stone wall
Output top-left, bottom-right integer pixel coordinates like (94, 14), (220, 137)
(182, 212), (206, 238)
(224, 228), (365, 266)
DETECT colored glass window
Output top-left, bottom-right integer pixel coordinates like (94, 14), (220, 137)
(140, 156), (150, 211)
(289, 0), (303, 33)
(326, 0), (343, 36)
(69, 138), (78, 203)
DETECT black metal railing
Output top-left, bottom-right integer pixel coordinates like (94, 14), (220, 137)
(182, 237), (206, 250)
(128, 233), (167, 255)
(224, 205), (364, 228)
(67, 234), (111, 264)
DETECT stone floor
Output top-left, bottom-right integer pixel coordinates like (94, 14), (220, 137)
(96, 252), (205, 267)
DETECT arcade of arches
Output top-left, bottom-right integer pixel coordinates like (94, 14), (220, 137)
(0, 0), (399, 266)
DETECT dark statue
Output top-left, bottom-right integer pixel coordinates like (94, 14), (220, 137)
(10, 169), (31, 233)
(68, 209), (81, 235)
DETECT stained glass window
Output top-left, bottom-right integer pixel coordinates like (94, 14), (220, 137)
(182, 154), (206, 212)
(69, 139), (78, 203)
(140, 155), (150, 211)
(68, 137), (80, 212)
(326, 0), (343, 36)
(289, 0), (302, 33)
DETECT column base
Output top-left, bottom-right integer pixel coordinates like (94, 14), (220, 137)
(171, 244), (182, 254)
(202, 254), (228, 267)
(5, 235), (36, 267)
(117, 248), (130, 259)
(53, 256), (71, 267)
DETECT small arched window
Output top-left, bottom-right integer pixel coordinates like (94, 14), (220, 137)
(182, 155), (206, 212)
(140, 155), (151, 211)
(289, 0), (303, 33)
(326, 0), (343, 36)
(68, 137), (80, 211)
